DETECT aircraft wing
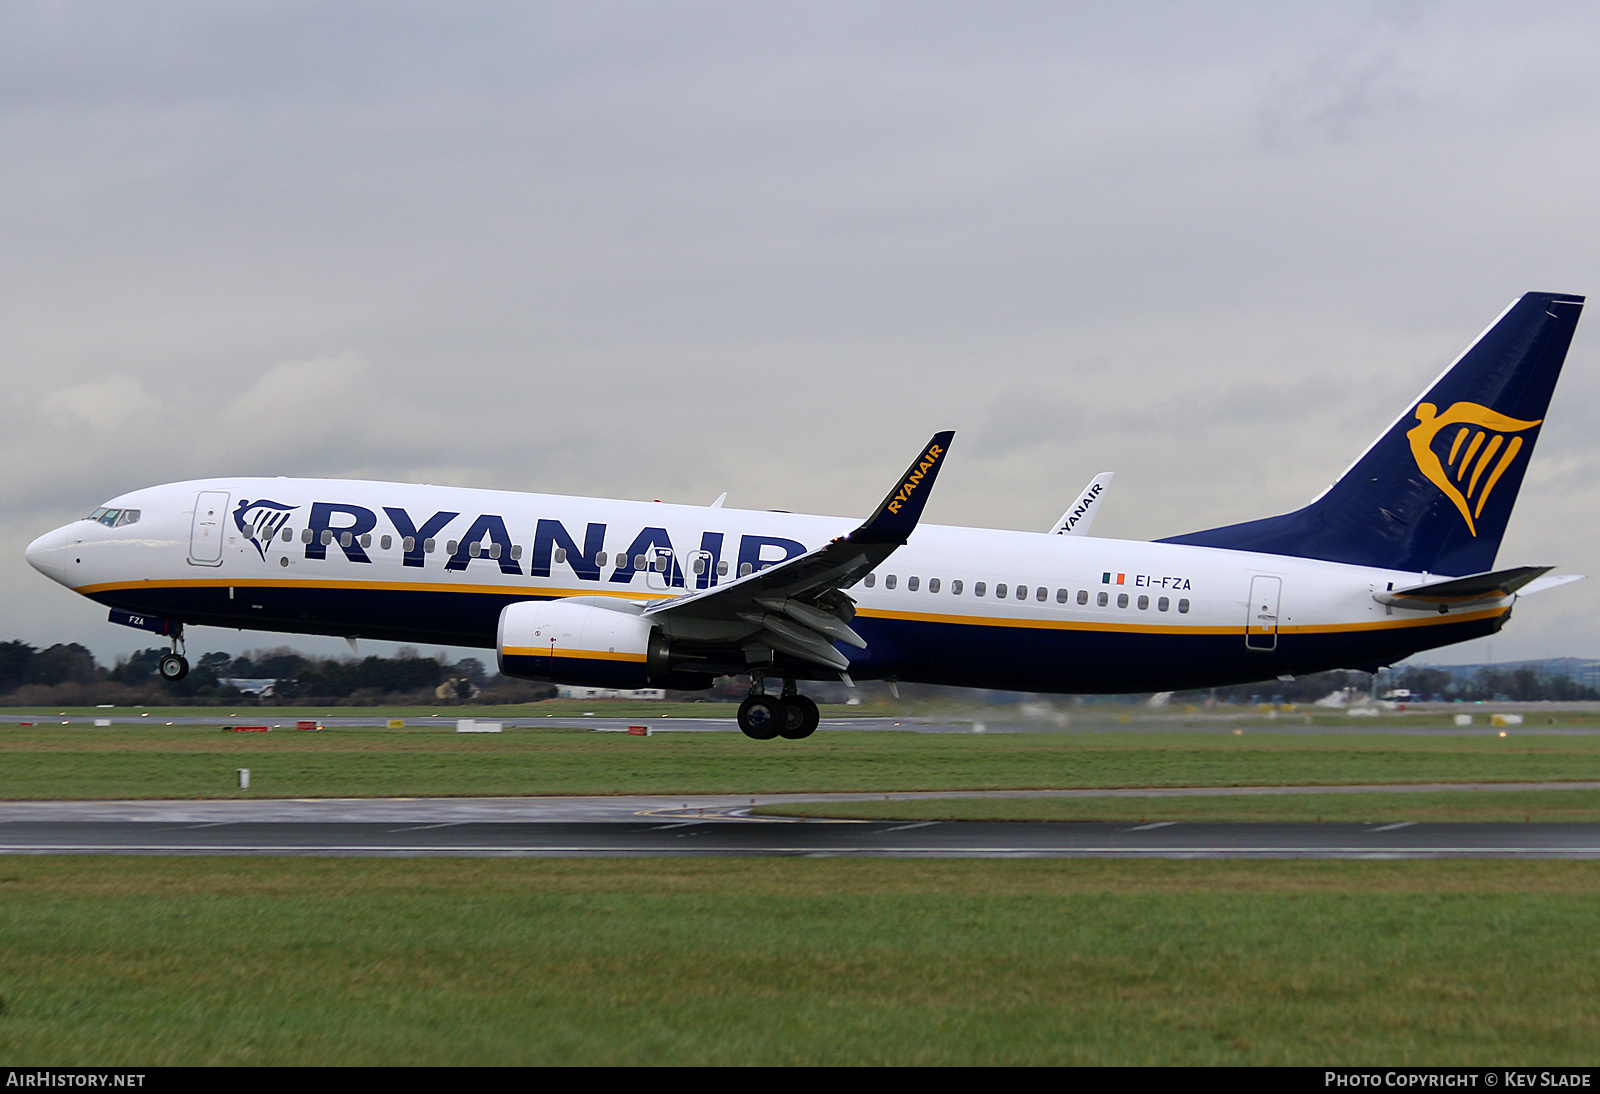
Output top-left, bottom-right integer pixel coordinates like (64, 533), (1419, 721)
(641, 431), (954, 672)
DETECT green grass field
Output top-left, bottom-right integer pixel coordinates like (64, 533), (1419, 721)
(1, 856), (1597, 1065)
(4, 724), (1600, 805)
(7, 699), (1598, 728)
(5, 719), (1600, 1064)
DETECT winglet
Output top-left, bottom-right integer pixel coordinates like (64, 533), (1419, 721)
(850, 431), (955, 545)
(1049, 472), (1114, 536)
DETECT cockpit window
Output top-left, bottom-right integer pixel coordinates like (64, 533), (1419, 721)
(85, 507), (140, 527)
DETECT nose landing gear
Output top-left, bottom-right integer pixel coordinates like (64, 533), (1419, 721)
(736, 675), (820, 740)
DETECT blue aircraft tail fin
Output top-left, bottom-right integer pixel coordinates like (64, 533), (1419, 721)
(1158, 292), (1584, 575)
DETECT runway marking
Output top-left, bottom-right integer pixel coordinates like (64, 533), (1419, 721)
(881, 822), (938, 833)
(1125, 821), (1178, 831)
(1367, 821), (1418, 832)
(646, 821), (707, 830)
(386, 822), (464, 832)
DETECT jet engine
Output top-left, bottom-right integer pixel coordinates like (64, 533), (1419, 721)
(497, 598), (670, 688)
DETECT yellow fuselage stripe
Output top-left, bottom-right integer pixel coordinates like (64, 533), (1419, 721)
(502, 647), (646, 663)
(77, 576), (1509, 638)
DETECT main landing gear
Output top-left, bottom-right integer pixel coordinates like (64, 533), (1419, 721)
(736, 676), (820, 740)
(157, 626), (189, 682)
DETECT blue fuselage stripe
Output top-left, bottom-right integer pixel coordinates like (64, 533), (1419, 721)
(89, 583), (1500, 694)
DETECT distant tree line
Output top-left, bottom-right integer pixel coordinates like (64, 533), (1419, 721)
(0, 641), (555, 705)
(1386, 664), (1600, 703)
(1178, 665), (1600, 705)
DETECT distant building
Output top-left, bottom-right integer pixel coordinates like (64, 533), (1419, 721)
(555, 686), (666, 700)
(220, 678), (276, 696)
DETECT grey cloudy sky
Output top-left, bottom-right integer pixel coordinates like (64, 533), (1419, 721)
(4, 1), (1600, 668)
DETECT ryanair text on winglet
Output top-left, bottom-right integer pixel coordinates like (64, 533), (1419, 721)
(885, 444), (945, 515)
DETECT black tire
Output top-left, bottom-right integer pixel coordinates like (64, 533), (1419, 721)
(158, 653), (189, 682)
(777, 695), (820, 739)
(737, 695), (781, 740)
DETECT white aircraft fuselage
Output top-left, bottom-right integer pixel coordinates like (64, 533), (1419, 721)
(26, 475), (1512, 694)
(23, 291), (1589, 734)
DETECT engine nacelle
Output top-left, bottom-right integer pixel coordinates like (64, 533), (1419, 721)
(497, 599), (669, 688)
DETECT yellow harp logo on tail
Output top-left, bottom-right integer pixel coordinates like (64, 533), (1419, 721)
(1406, 402), (1541, 537)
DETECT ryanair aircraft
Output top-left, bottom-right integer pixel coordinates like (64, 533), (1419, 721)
(25, 292), (1586, 739)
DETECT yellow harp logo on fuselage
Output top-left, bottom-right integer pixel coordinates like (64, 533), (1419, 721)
(1406, 401), (1541, 537)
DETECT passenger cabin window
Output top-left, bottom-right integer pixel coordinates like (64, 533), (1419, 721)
(360, 534), (371, 548)
(320, 530), (333, 545)
(1137, 595), (1149, 610)
(929, 578), (940, 593)
(468, 542), (481, 558)
(951, 580), (963, 595)
(380, 535), (392, 550)
(1117, 593), (1129, 608)
(1097, 591), (1108, 606)
(302, 529), (313, 544)
(1056, 588), (1068, 604)
(425, 539), (436, 553)
(974, 582), (986, 597)
(907, 576), (919, 592)
(340, 532), (353, 548)
(403, 537), (415, 553)
(490, 543), (502, 559)
(740, 562), (753, 577)
(1036, 587), (1048, 602)
(1158, 597), (1170, 612)
(596, 551), (608, 567)
(885, 575), (897, 590)
(1014, 585), (1026, 600)
(511, 545), (523, 560)
(1178, 598), (1191, 613)
(717, 561), (729, 576)
(554, 547), (567, 563)
(282, 527), (294, 542)
(447, 540), (458, 554)
(1077, 590), (1088, 605)
(995, 583), (1007, 598)
(864, 573), (876, 588)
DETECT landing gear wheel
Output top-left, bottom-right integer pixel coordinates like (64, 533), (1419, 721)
(777, 695), (820, 739)
(158, 653), (190, 682)
(737, 695), (781, 740)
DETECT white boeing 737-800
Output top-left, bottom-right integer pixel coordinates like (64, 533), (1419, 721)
(26, 292), (1587, 739)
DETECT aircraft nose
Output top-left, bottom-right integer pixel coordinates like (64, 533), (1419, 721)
(25, 525), (71, 584)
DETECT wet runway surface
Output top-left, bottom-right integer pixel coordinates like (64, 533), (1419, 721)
(1, 797), (1597, 857)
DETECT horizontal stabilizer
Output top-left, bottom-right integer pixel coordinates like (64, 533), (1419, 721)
(1375, 565), (1552, 611)
(1518, 573), (1586, 597)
